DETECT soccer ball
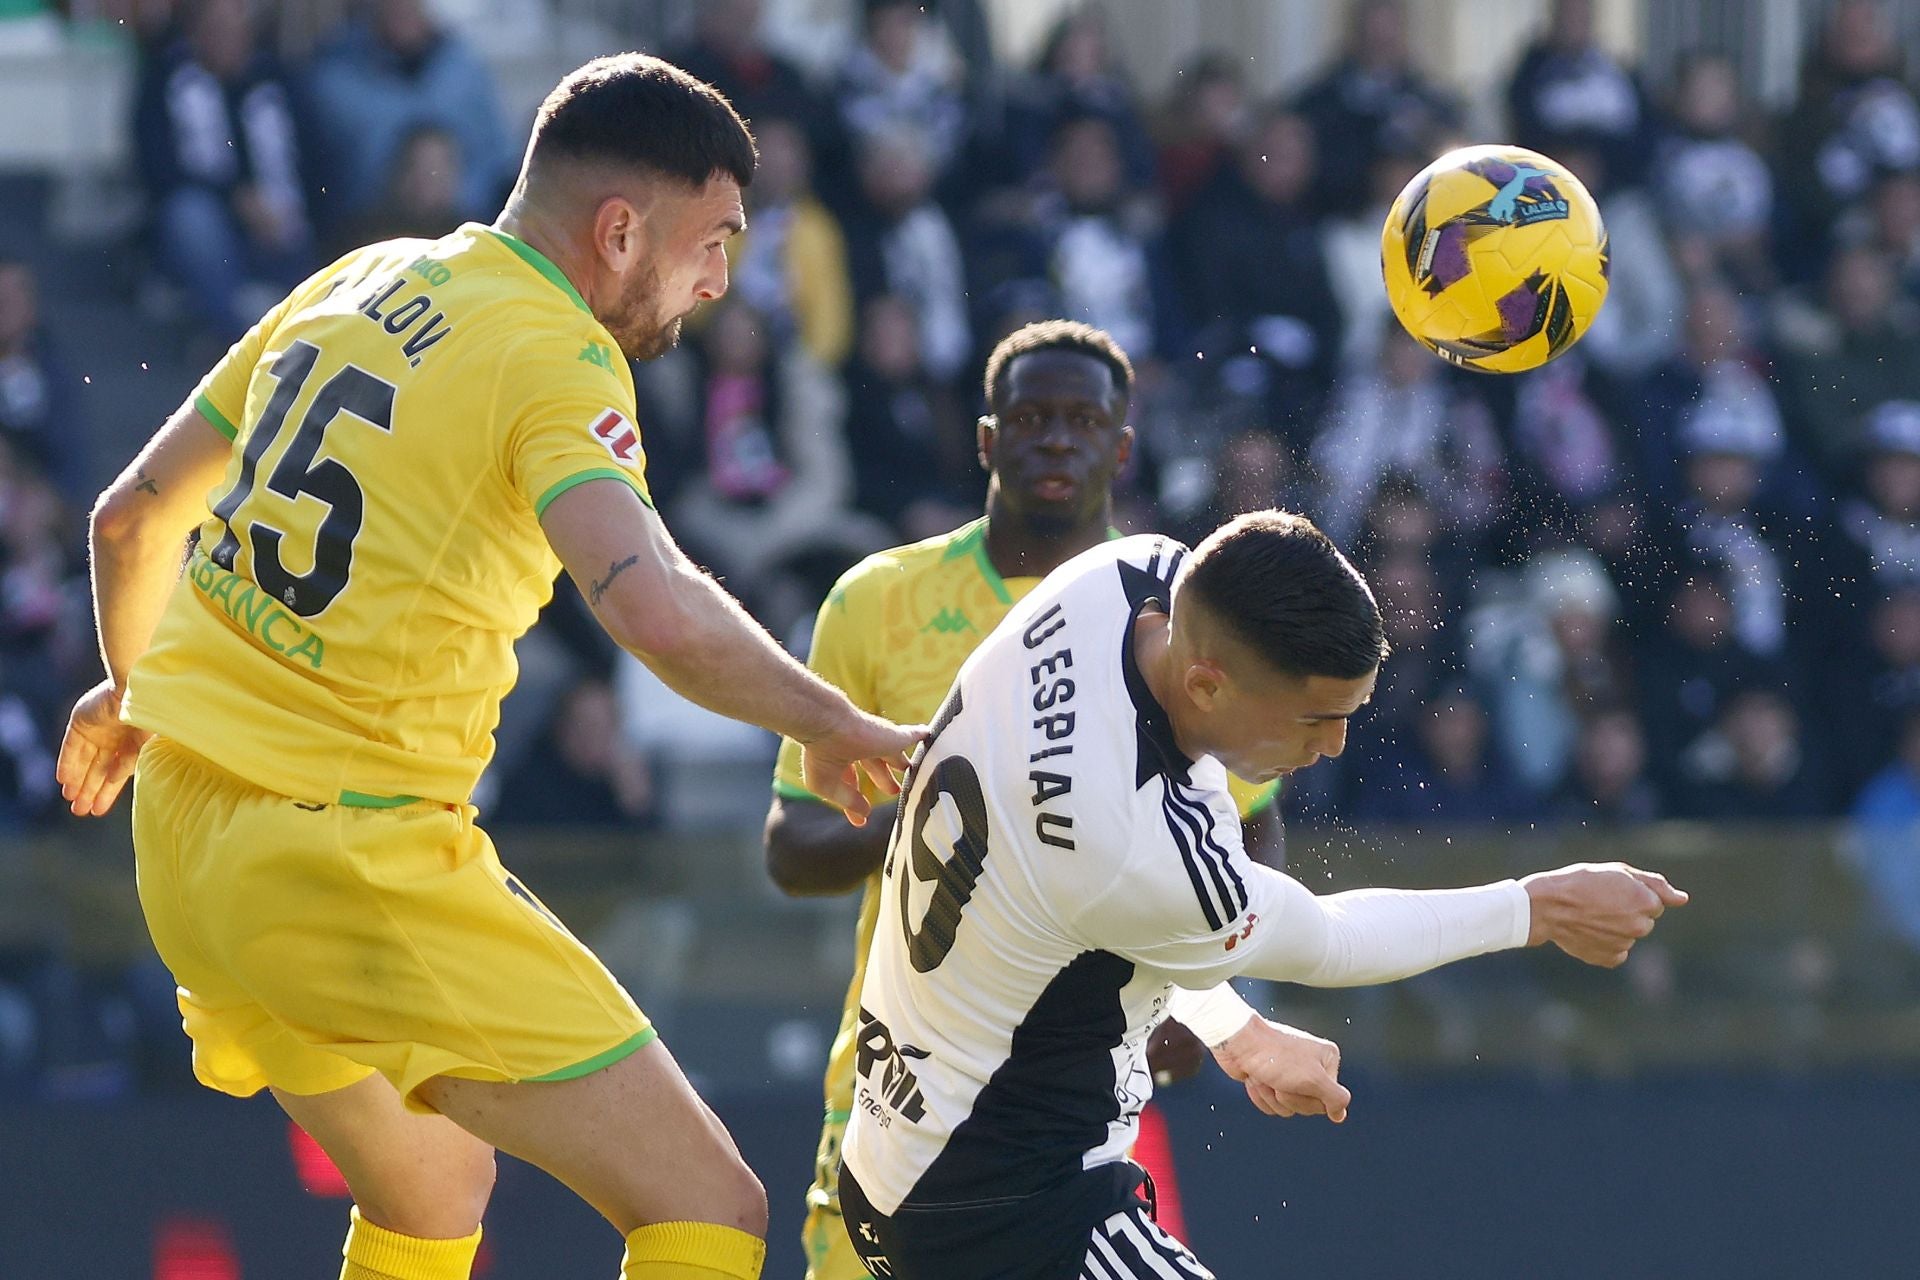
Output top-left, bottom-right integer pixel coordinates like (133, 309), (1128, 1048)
(1380, 144), (1609, 374)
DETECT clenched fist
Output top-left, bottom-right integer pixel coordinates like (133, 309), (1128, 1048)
(1521, 862), (1688, 968)
(1209, 1017), (1350, 1123)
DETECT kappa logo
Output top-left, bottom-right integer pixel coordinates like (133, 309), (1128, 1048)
(921, 607), (976, 635)
(590, 408), (642, 464)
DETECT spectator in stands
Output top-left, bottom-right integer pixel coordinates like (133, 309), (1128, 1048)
(667, 0), (829, 149)
(0, 259), (81, 504)
(305, 0), (512, 230)
(842, 294), (975, 538)
(1153, 52), (1247, 218)
(1552, 706), (1663, 826)
(1776, 244), (1920, 483)
(1322, 145), (1430, 373)
(1847, 708), (1920, 949)
(1207, 428), (1312, 525)
(0, 443), (81, 726)
(1668, 401), (1794, 660)
(1310, 321), (1504, 548)
(132, 0), (314, 340)
(613, 658), (777, 835)
(1351, 684), (1538, 826)
(1294, 0), (1457, 218)
(1505, 0), (1653, 189)
(1678, 687), (1828, 819)
(1358, 551), (1459, 740)
(836, 0), (969, 187)
(1027, 113), (1178, 361)
(731, 116), (855, 369)
(1355, 475), (1473, 596)
(1837, 399), (1920, 592)
(1557, 142), (1681, 378)
(1656, 51), (1777, 296)
(1774, 0), (1920, 279)
(1628, 279), (1783, 509)
(1003, 8), (1154, 189)
(1828, 586), (1920, 799)
(1500, 351), (1634, 547)
(325, 124), (465, 256)
(842, 125), (972, 384)
(1170, 106), (1342, 444)
(1466, 547), (1633, 795)
(1860, 170), (1920, 301)
(667, 301), (887, 633)
(1636, 563), (1790, 795)
(489, 678), (655, 828)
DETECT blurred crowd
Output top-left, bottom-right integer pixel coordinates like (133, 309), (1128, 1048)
(3, 0), (1920, 1085)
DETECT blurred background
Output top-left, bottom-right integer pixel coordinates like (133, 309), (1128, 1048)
(0, 0), (1917, 1274)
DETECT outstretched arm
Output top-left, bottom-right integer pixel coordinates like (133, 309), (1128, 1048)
(1226, 862), (1686, 987)
(541, 479), (921, 822)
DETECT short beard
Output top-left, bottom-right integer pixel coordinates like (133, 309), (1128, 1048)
(622, 314), (684, 362)
(607, 262), (684, 361)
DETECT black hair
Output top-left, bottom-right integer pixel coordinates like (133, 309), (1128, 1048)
(982, 319), (1134, 412)
(528, 54), (756, 188)
(1182, 510), (1389, 680)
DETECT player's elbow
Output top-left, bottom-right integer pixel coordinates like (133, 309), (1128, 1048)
(598, 573), (701, 663)
(763, 825), (829, 897)
(763, 836), (817, 897)
(89, 485), (155, 552)
(763, 804), (860, 897)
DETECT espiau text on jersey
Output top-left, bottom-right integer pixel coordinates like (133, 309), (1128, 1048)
(1024, 603), (1077, 852)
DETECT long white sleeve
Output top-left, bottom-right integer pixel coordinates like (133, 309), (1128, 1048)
(1163, 983), (1257, 1046)
(1233, 873), (1532, 988)
(1087, 863), (1532, 992)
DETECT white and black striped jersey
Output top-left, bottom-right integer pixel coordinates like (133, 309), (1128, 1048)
(841, 535), (1530, 1220)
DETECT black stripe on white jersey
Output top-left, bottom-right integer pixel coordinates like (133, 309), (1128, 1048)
(1080, 1205), (1215, 1279)
(1158, 781), (1231, 931)
(1173, 776), (1247, 915)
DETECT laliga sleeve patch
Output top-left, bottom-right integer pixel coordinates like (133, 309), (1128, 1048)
(589, 408), (641, 464)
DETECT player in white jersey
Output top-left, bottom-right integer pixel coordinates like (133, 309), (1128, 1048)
(839, 511), (1686, 1280)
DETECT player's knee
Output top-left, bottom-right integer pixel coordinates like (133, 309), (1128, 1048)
(457, 1146), (500, 1223)
(731, 1159), (769, 1237)
(355, 1144), (496, 1239)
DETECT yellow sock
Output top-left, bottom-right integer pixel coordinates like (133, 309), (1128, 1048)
(621, 1220), (766, 1279)
(340, 1207), (482, 1280)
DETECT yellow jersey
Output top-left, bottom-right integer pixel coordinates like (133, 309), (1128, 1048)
(124, 224), (651, 807)
(772, 518), (1278, 1210)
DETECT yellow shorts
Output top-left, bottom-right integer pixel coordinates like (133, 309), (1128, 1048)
(801, 1107), (873, 1280)
(132, 737), (651, 1108)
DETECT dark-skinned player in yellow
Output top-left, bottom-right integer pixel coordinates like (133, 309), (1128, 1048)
(762, 321), (1282, 1280)
(56, 55), (919, 1280)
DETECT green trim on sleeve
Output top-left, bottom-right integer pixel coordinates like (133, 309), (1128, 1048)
(773, 779), (822, 802)
(523, 1027), (657, 1082)
(340, 790), (423, 809)
(195, 392), (239, 441)
(486, 229), (593, 314)
(533, 467), (653, 519)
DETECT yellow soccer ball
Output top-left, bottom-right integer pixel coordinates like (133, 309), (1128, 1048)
(1380, 144), (1609, 373)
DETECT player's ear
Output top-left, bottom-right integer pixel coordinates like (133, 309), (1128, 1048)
(1183, 658), (1224, 712)
(1116, 423), (1135, 468)
(592, 195), (643, 273)
(976, 414), (997, 471)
